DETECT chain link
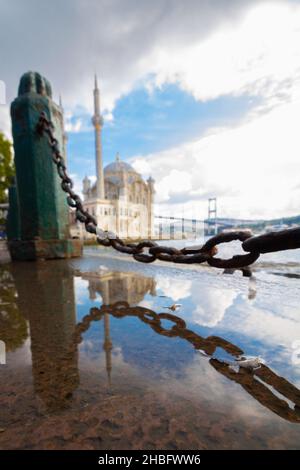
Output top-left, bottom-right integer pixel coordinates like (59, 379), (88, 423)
(37, 112), (300, 274)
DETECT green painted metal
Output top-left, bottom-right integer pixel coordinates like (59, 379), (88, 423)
(6, 181), (20, 240)
(9, 72), (82, 260)
(11, 71), (69, 241)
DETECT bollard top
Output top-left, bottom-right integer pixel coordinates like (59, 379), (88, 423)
(18, 71), (52, 98)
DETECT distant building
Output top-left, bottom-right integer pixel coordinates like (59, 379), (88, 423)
(75, 76), (155, 240)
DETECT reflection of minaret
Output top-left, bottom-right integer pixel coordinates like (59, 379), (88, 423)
(92, 75), (105, 199)
(59, 95), (68, 165)
(103, 312), (112, 385)
(83, 270), (157, 385)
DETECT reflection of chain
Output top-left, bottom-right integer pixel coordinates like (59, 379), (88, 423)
(73, 301), (300, 423)
(210, 360), (300, 423)
(37, 112), (300, 274)
(73, 301), (243, 357)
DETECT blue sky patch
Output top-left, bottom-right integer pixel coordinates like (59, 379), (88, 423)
(67, 83), (261, 180)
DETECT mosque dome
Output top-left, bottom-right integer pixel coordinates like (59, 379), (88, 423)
(104, 153), (143, 186)
(104, 153), (137, 175)
(104, 160), (135, 174)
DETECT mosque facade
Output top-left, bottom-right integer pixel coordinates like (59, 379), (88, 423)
(77, 77), (155, 240)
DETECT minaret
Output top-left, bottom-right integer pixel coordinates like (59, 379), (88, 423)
(103, 312), (112, 386)
(147, 176), (155, 239)
(92, 75), (105, 199)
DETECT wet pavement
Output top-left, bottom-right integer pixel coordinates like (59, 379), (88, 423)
(1, 247), (300, 449)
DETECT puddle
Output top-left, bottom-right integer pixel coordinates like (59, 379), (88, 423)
(1, 249), (300, 449)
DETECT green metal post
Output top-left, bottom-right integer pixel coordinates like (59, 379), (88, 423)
(6, 179), (20, 240)
(8, 72), (82, 260)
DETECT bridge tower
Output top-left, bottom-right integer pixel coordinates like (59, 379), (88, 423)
(207, 197), (218, 236)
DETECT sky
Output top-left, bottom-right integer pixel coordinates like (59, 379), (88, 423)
(1, 0), (300, 220)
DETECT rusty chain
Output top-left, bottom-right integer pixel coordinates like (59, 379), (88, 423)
(37, 112), (300, 275)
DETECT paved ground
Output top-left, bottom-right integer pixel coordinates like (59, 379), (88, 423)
(0, 240), (10, 263)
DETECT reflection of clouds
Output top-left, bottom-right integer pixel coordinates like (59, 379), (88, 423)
(75, 266), (300, 387)
(223, 293), (300, 351)
(80, 340), (141, 379)
(156, 275), (192, 301)
(167, 354), (267, 420)
(138, 299), (156, 310)
(76, 335), (300, 443)
(191, 285), (236, 327)
(74, 278), (90, 305)
(80, 339), (94, 352)
(156, 353), (296, 439)
(74, 277), (102, 305)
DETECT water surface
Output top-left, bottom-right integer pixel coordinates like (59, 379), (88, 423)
(0, 248), (300, 449)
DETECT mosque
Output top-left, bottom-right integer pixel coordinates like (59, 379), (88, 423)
(78, 77), (155, 240)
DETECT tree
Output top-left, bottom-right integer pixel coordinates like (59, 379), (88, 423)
(0, 131), (14, 204)
(0, 268), (28, 351)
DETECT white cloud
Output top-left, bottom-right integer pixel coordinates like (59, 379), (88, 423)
(64, 111), (83, 133)
(0, 0), (264, 113)
(69, 173), (84, 200)
(70, 173), (96, 200)
(65, 119), (82, 133)
(0, 80), (5, 105)
(155, 169), (192, 203)
(2, 1), (299, 120)
(2, 1), (300, 219)
(131, 95), (300, 219)
(148, 2), (300, 106)
(129, 1), (300, 219)
(0, 105), (11, 138)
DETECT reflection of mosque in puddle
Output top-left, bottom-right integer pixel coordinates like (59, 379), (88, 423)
(81, 270), (157, 385)
(82, 270), (156, 304)
(77, 300), (300, 423)
(3, 263), (300, 422)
